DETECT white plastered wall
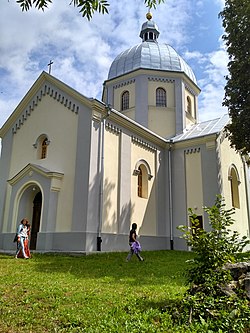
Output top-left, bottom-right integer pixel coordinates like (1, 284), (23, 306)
(219, 137), (249, 237)
(9, 96), (78, 231)
(185, 150), (204, 219)
(184, 88), (196, 128)
(148, 81), (176, 137)
(102, 129), (120, 233)
(131, 143), (156, 235)
(113, 82), (135, 114)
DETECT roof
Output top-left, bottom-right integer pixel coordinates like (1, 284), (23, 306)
(107, 16), (197, 84)
(108, 43), (197, 84)
(172, 114), (229, 142)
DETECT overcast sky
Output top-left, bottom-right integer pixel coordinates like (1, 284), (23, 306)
(0, 0), (228, 129)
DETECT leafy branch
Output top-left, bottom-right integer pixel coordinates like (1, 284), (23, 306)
(14, 0), (165, 20)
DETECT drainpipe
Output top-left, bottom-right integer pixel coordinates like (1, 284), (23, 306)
(97, 105), (111, 251)
(168, 139), (174, 250)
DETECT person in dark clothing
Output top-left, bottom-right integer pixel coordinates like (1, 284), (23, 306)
(126, 223), (144, 261)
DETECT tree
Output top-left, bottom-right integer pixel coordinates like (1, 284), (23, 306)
(14, 0), (165, 20)
(219, 0), (250, 153)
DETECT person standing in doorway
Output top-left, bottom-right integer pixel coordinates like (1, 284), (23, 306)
(126, 223), (144, 262)
(15, 218), (30, 259)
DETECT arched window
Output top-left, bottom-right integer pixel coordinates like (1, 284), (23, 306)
(33, 134), (50, 159)
(137, 165), (148, 198)
(156, 88), (167, 107)
(187, 96), (192, 114)
(121, 91), (129, 111)
(138, 166), (143, 197)
(134, 160), (153, 199)
(229, 166), (240, 208)
(41, 138), (48, 159)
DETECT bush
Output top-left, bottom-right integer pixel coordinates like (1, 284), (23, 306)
(176, 195), (250, 333)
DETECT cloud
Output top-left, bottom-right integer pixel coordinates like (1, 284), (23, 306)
(197, 45), (229, 121)
(0, 0), (228, 131)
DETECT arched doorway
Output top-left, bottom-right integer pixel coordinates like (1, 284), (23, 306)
(30, 191), (42, 250)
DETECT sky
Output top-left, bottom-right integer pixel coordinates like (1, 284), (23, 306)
(0, 0), (228, 130)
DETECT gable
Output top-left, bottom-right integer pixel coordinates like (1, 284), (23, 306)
(0, 71), (92, 138)
(8, 163), (64, 192)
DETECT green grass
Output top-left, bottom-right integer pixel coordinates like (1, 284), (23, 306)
(0, 250), (197, 332)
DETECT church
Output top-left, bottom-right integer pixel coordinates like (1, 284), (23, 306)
(0, 13), (249, 253)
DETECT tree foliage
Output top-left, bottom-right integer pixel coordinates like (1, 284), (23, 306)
(176, 196), (250, 332)
(219, 0), (250, 153)
(178, 195), (249, 286)
(14, 0), (165, 20)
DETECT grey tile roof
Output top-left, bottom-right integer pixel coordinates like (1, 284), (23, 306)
(172, 114), (229, 142)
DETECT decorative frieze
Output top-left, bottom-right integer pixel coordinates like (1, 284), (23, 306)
(184, 83), (197, 96)
(148, 76), (175, 83)
(184, 147), (201, 154)
(131, 135), (156, 151)
(105, 121), (121, 135)
(12, 83), (80, 134)
(114, 79), (135, 89)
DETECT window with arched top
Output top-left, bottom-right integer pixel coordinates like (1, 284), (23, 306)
(156, 88), (167, 107)
(41, 138), (48, 159)
(121, 91), (129, 111)
(137, 165), (148, 198)
(33, 134), (50, 160)
(229, 165), (240, 208)
(138, 166), (143, 197)
(187, 96), (192, 114)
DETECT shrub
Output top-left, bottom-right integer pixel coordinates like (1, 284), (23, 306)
(176, 195), (250, 333)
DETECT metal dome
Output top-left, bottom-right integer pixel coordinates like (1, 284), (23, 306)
(108, 42), (197, 84)
(107, 15), (197, 84)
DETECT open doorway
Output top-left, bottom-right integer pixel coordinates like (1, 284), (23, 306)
(30, 191), (42, 250)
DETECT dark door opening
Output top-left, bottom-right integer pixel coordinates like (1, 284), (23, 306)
(30, 191), (42, 250)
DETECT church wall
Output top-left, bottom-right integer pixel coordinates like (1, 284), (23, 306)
(199, 137), (221, 206)
(219, 136), (250, 237)
(200, 140), (220, 212)
(86, 117), (102, 237)
(185, 149), (204, 216)
(131, 142), (156, 236)
(171, 147), (188, 249)
(148, 80), (175, 107)
(97, 125), (133, 252)
(71, 104), (93, 234)
(117, 130), (132, 235)
(113, 81), (135, 112)
(0, 130), (13, 236)
(9, 96), (78, 232)
(147, 80), (176, 137)
(102, 127), (120, 233)
(148, 107), (176, 138)
(135, 75), (149, 127)
(184, 89), (196, 120)
(156, 149), (169, 238)
(171, 140), (221, 250)
(121, 109), (136, 121)
(175, 79), (185, 135)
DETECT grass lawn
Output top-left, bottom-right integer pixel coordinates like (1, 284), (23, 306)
(0, 250), (197, 332)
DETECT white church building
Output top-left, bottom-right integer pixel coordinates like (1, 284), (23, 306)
(0, 13), (249, 253)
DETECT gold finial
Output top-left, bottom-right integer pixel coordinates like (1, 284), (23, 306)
(146, 12), (152, 20)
